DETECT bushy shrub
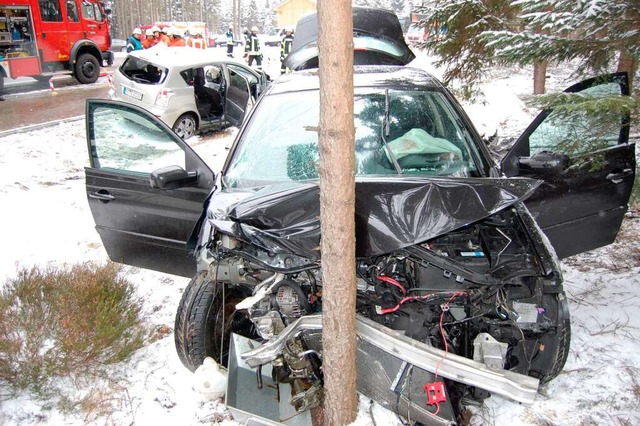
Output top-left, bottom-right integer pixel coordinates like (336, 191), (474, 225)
(0, 263), (147, 401)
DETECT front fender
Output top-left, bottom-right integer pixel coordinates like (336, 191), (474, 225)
(69, 39), (103, 66)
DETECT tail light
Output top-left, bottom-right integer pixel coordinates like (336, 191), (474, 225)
(155, 89), (173, 107)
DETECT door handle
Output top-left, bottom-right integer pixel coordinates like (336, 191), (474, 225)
(606, 169), (633, 184)
(89, 191), (116, 202)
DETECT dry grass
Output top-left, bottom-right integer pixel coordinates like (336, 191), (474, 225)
(0, 262), (148, 415)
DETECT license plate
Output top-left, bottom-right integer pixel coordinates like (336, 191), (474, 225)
(122, 86), (143, 101)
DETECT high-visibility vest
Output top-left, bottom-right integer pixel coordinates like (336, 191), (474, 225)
(188, 38), (206, 49)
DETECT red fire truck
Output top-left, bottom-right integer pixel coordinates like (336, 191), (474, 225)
(0, 0), (112, 91)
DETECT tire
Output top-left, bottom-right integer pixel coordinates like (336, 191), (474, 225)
(121, 46), (128, 53)
(174, 272), (256, 371)
(172, 113), (198, 139)
(75, 53), (100, 84)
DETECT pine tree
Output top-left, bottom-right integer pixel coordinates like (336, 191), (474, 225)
(414, 0), (519, 98)
(415, 0), (638, 119)
(482, 0), (640, 89)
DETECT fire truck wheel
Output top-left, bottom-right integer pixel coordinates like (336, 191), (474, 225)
(75, 53), (100, 84)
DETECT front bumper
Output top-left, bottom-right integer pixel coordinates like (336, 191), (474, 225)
(241, 313), (540, 404)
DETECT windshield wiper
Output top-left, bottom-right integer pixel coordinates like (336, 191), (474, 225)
(380, 89), (402, 175)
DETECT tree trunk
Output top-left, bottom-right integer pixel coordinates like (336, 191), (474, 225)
(617, 50), (637, 92)
(317, 0), (357, 424)
(533, 60), (548, 94)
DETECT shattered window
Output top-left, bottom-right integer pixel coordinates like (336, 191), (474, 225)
(89, 105), (185, 174)
(224, 88), (483, 188)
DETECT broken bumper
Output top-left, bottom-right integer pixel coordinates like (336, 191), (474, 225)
(241, 313), (539, 404)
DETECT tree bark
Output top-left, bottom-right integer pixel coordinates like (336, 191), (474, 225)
(617, 50), (637, 92)
(317, 0), (357, 424)
(533, 60), (548, 95)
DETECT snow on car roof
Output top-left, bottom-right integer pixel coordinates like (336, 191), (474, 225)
(128, 46), (244, 69)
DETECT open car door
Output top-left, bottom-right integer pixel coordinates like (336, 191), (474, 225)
(501, 73), (635, 259)
(223, 67), (251, 127)
(84, 100), (215, 277)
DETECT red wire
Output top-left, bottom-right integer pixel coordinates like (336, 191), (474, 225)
(379, 294), (437, 314)
(434, 291), (466, 378)
(376, 275), (407, 294)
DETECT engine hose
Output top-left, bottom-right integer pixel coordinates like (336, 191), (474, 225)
(270, 279), (314, 314)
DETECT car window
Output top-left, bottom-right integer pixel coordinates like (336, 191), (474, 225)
(224, 88), (482, 188)
(39, 0), (63, 22)
(228, 64), (258, 98)
(66, 0), (79, 22)
(120, 56), (167, 84)
(89, 104), (186, 174)
(81, 1), (95, 20)
(180, 68), (195, 86)
(529, 82), (623, 156)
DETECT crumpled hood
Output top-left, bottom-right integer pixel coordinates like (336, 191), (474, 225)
(208, 177), (541, 259)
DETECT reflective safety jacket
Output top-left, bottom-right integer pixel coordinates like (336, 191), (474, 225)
(280, 34), (294, 61)
(169, 37), (186, 47)
(245, 33), (261, 56)
(188, 37), (207, 49)
(126, 35), (143, 53)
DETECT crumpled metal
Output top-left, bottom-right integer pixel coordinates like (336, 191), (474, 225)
(212, 177), (541, 259)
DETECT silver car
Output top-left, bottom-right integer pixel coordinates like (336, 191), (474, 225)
(108, 47), (270, 138)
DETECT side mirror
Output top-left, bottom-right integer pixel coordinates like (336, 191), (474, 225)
(519, 151), (569, 175)
(150, 165), (197, 189)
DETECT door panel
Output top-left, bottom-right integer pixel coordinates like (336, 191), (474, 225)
(502, 73), (635, 258)
(224, 65), (250, 126)
(35, 0), (70, 63)
(63, 0), (82, 43)
(85, 100), (215, 277)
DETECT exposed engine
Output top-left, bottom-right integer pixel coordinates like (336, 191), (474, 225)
(204, 206), (566, 419)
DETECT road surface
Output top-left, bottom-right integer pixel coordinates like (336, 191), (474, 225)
(0, 81), (109, 133)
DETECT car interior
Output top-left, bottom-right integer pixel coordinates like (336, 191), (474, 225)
(193, 66), (224, 119)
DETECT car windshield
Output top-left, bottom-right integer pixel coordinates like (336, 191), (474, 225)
(120, 56), (168, 85)
(223, 88), (484, 188)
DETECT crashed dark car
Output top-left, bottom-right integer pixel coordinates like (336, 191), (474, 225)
(83, 8), (635, 426)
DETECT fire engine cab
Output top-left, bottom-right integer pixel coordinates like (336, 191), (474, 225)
(0, 0), (112, 91)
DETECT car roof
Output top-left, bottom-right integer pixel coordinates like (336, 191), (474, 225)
(266, 66), (445, 95)
(128, 47), (245, 69)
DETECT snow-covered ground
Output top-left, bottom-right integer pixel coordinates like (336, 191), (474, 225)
(0, 57), (638, 425)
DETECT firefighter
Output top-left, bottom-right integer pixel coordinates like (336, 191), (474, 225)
(225, 27), (235, 58)
(187, 32), (207, 49)
(168, 27), (186, 47)
(280, 28), (294, 74)
(153, 26), (169, 46)
(126, 28), (143, 53)
(244, 26), (262, 70)
(142, 28), (157, 49)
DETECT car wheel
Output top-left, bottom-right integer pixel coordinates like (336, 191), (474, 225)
(174, 272), (256, 371)
(121, 46), (128, 53)
(74, 53), (100, 84)
(173, 113), (198, 139)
